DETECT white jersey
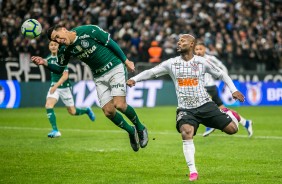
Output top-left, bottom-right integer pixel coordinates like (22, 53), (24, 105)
(131, 55), (237, 109)
(204, 54), (228, 87)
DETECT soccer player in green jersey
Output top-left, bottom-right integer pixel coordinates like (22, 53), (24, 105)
(44, 41), (96, 138)
(31, 25), (148, 151)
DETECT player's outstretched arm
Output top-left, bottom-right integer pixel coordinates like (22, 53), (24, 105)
(232, 91), (245, 102)
(31, 56), (65, 74)
(126, 79), (136, 87)
(31, 56), (47, 66)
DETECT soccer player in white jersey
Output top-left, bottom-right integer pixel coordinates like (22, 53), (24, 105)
(127, 34), (245, 182)
(44, 41), (95, 138)
(195, 42), (253, 137)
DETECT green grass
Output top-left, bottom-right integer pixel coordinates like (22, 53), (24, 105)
(0, 106), (282, 184)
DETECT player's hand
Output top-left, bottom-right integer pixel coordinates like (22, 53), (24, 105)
(31, 56), (45, 65)
(50, 87), (56, 94)
(232, 91), (245, 102)
(126, 79), (136, 87)
(125, 59), (135, 72)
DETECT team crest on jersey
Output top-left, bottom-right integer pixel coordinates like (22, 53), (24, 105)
(81, 40), (89, 48)
(246, 83), (262, 105)
(191, 63), (199, 71)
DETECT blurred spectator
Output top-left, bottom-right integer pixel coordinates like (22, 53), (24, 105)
(0, 0), (281, 72)
(148, 41), (162, 63)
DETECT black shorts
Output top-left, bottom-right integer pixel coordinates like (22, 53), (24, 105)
(176, 102), (232, 135)
(205, 85), (223, 107)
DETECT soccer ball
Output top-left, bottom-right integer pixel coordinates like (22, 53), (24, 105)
(21, 19), (42, 38)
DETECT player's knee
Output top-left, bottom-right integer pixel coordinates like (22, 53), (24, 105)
(102, 108), (115, 119)
(180, 125), (194, 139)
(223, 122), (238, 135)
(67, 108), (76, 115)
(114, 103), (127, 112)
(45, 103), (54, 109)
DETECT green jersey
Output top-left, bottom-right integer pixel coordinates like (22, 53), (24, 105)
(55, 25), (127, 78)
(46, 55), (71, 88)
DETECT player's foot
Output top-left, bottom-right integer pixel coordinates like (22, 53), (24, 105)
(138, 126), (148, 148)
(86, 107), (96, 122)
(47, 130), (61, 138)
(129, 126), (139, 152)
(245, 120), (253, 137)
(203, 127), (215, 137)
(189, 172), (199, 181)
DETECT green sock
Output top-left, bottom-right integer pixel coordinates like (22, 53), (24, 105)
(75, 108), (88, 115)
(46, 108), (58, 131)
(123, 105), (144, 131)
(111, 112), (134, 134)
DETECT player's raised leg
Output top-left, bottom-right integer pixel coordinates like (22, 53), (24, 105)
(202, 127), (215, 137)
(238, 116), (253, 137)
(103, 100), (140, 152)
(222, 108), (253, 137)
(121, 104), (148, 148)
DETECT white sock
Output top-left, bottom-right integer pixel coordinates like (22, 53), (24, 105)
(183, 140), (197, 174)
(226, 110), (239, 128)
(239, 116), (247, 127)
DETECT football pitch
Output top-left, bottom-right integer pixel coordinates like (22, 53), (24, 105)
(0, 106), (281, 184)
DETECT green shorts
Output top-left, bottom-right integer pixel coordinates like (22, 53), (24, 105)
(176, 102), (232, 135)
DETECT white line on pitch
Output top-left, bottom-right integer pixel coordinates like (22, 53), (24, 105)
(1, 126), (282, 140)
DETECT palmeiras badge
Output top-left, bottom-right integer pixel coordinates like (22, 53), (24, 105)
(81, 40), (89, 48)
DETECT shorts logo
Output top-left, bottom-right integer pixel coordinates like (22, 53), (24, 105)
(111, 83), (124, 89)
(177, 78), (198, 87)
(177, 111), (187, 121)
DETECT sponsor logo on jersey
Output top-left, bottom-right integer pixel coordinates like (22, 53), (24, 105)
(79, 34), (90, 39)
(177, 78), (199, 87)
(77, 45), (97, 59)
(81, 40), (89, 48)
(76, 45), (83, 52)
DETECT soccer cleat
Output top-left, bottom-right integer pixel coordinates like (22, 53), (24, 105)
(86, 107), (96, 122)
(189, 172), (199, 181)
(203, 127), (215, 137)
(138, 126), (149, 148)
(245, 120), (253, 137)
(129, 126), (140, 152)
(47, 130), (61, 138)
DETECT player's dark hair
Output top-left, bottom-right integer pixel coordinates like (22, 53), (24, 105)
(46, 25), (63, 41)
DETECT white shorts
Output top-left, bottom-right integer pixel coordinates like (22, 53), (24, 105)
(94, 63), (127, 107)
(46, 87), (74, 107)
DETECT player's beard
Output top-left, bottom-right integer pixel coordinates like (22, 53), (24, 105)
(177, 46), (190, 54)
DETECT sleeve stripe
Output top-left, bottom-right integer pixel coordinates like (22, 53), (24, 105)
(104, 34), (111, 46)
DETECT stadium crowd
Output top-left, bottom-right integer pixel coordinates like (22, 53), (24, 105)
(0, 0), (281, 72)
